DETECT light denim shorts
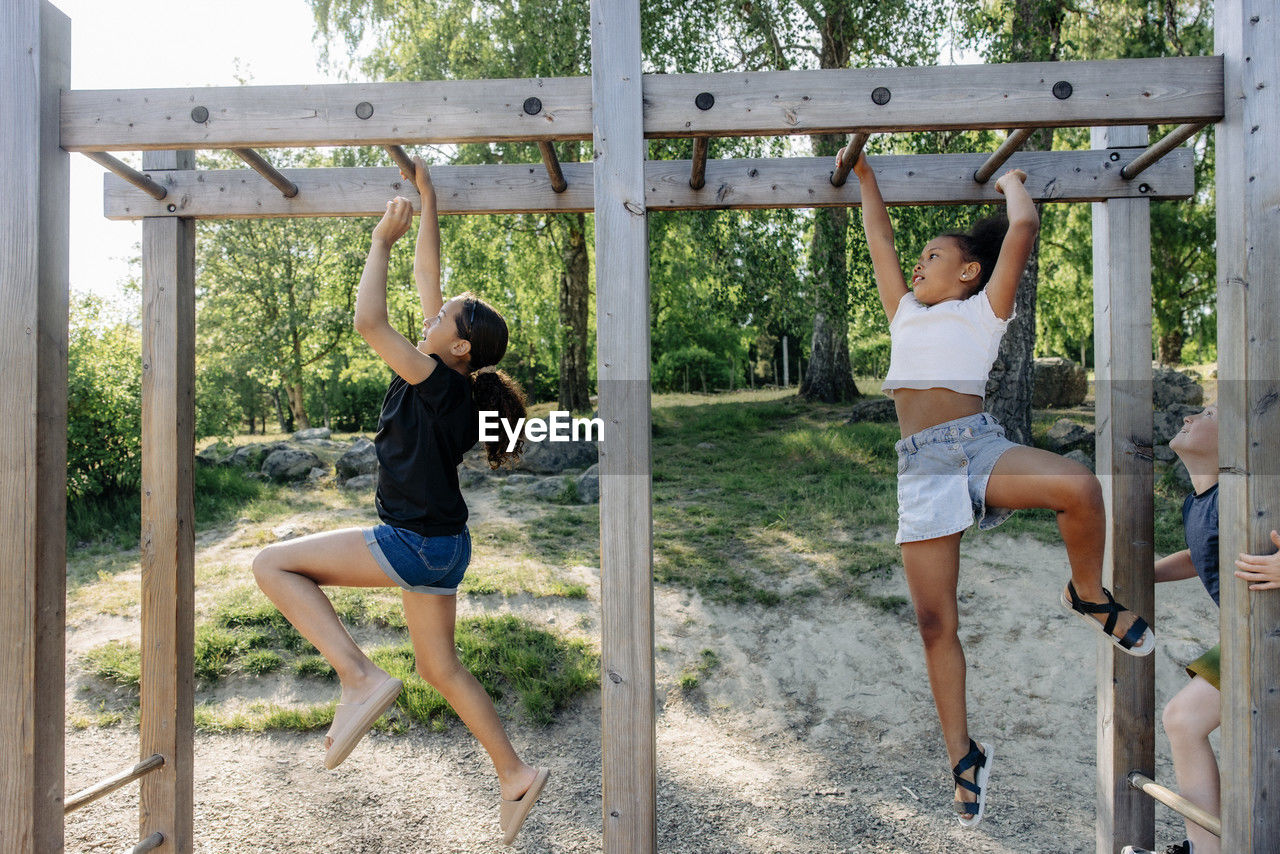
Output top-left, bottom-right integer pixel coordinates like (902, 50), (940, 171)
(894, 412), (1018, 544)
(363, 524), (471, 595)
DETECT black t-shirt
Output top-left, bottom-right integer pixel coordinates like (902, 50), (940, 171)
(374, 355), (479, 536)
(1182, 482), (1220, 606)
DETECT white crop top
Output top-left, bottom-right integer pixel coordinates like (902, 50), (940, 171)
(881, 291), (1012, 400)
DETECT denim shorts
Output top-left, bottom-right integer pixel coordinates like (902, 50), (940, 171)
(363, 525), (471, 595)
(894, 412), (1018, 544)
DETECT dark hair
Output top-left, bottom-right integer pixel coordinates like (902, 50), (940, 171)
(940, 214), (1009, 290)
(454, 292), (529, 468)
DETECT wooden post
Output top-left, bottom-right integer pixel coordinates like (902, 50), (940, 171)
(139, 149), (196, 854)
(591, 1), (655, 852)
(0, 2), (69, 851)
(1215, 1), (1280, 851)
(1091, 124), (1156, 854)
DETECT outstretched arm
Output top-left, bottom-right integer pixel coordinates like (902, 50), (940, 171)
(850, 150), (908, 321)
(1154, 549), (1198, 583)
(984, 169), (1039, 320)
(1234, 529), (1280, 591)
(407, 156), (443, 321)
(353, 197), (438, 385)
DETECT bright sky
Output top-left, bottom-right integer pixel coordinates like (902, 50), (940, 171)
(54, 0), (343, 301)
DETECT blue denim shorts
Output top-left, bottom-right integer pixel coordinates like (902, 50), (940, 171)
(363, 525), (471, 595)
(894, 413), (1018, 544)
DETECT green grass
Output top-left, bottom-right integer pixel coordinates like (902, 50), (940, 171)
(678, 648), (721, 692)
(81, 640), (141, 689)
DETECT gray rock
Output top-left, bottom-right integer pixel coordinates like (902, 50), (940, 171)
(196, 441), (234, 467)
(506, 473), (536, 485)
(1045, 419), (1094, 454)
(292, 427), (332, 441)
(336, 437), (378, 482)
(1153, 403), (1202, 446)
(845, 398), (897, 424)
(306, 466), (328, 484)
(261, 448), (324, 482)
(696, 442), (716, 450)
(1063, 449), (1095, 472)
(1153, 366), (1204, 409)
(459, 467), (489, 488)
(515, 439), (599, 474)
(577, 464), (600, 504)
(342, 473), (376, 491)
(1032, 357), (1088, 408)
(225, 441), (287, 470)
(530, 477), (569, 500)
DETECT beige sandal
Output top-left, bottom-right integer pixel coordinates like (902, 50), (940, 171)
(500, 767), (550, 845)
(323, 676), (402, 770)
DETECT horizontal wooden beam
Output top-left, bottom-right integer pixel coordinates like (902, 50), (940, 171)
(102, 148), (1193, 220)
(65, 56), (1222, 152)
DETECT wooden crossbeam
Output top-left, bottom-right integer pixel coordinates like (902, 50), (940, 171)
(102, 148), (1193, 220)
(62, 56), (1222, 152)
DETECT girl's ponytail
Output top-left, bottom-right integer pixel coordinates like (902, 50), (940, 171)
(943, 214), (1010, 290)
(472, 368), (528, 468)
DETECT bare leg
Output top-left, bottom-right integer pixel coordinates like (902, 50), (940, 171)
(252, 528), (398, 744)
(1163, 677), (1221, 854)
(900, 532), (982, 807)
(402, 590), (538, 800)
(983, 445), (1148, 648)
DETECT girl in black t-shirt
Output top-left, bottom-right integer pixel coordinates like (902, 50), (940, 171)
(252, 158), (546, 846)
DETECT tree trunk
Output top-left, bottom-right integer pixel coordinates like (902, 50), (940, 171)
(985, 233), (1040, 445)
(285, 381), (310, 431)
(272, 388), (289, 434)
(1157, 327), (1184, 365)
(557, 212), (592, 412)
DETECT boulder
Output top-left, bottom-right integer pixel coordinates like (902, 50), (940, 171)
(342, 473), (376, 491)
(225, 441), (287, 470)
(1032, 357), (1088, 408)
(261, 448), (324, 482)
(529, 477), (569, 501)
(459, 467), (489, 489)
(577, 464), (600, 504)
(292, 427), (332, 441)
(1063, 449), (1095, 472)
(196, 441), (234, 467)
(514, 439), (598, 474)
(845, 398), (897, 424)
(1044, 419), (1094, 454)
(1153, 366), (1204, 409)
(506, 473), (536, 485)
(336, 437), (378, 482)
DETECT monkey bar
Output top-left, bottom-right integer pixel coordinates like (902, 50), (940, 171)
(1127, 771), (1223, 838)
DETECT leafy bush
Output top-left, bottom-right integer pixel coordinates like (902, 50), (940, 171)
(848, 333), (891, 378)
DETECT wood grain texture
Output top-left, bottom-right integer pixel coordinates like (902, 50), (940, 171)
(62, 57), (1221, 152)
(139, 150), (196, 854)
(1, 3), (69, 851)
(1091, 125), (1156, 854)
(644, 56), (1223, 137)
(62, 75), (593, 151)
(1215, 1), (1280, 851)
(592, 2), (656, 852)
(102, 149), (1193, 220)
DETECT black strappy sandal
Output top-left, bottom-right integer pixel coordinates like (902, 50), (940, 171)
(1061, 581), (1155, 657)
(952, 738), (993, 828)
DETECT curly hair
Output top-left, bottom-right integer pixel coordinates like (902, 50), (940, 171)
(940, 214), (1010, 291)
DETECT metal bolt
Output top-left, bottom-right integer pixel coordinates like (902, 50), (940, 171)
(1110, 151), (1121, 161)
(695, 91), (715, 111)
(167, 203), (177, 213)
(1139, 183), (1151, 193)
(523, 97), (543, 116)
(190, 106), (209, 123)
(871, 87), (891, 106)
(1052, 81), (1073, 100)
(355, 101), (374, 120)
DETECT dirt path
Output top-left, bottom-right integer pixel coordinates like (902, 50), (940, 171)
(64, 498), (1217, 853)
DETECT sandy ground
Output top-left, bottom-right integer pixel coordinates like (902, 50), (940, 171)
(62, 494), (1217, 854)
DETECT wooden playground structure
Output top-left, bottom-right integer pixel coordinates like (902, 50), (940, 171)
(3, 0), (1276, 851)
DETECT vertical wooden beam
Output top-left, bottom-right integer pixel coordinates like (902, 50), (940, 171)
(0, 2), (69, 851)
(1215, 2), (1280, 851)
(1091, 124), (1156, 854)
(590, 2), (656, 853)
(139, 150), (196, 854)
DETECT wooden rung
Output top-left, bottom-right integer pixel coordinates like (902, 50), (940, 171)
(973, 127), (1036, 183)
(129, 832), (165, 853)
(689, 137), (709, 190)
(830, 133), (869, 187)
(383, 144), (417, 180)
(231, 148), (298, 198)
(83, 151), (167, 200)
(1120, 122), (1209, 180)
(64, 753), (165, 815)
(537, 141), (568, 193)
(1127, 771), (1222, 837)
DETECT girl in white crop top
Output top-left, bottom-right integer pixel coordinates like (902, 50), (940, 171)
(847, 148), (1155, 827)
